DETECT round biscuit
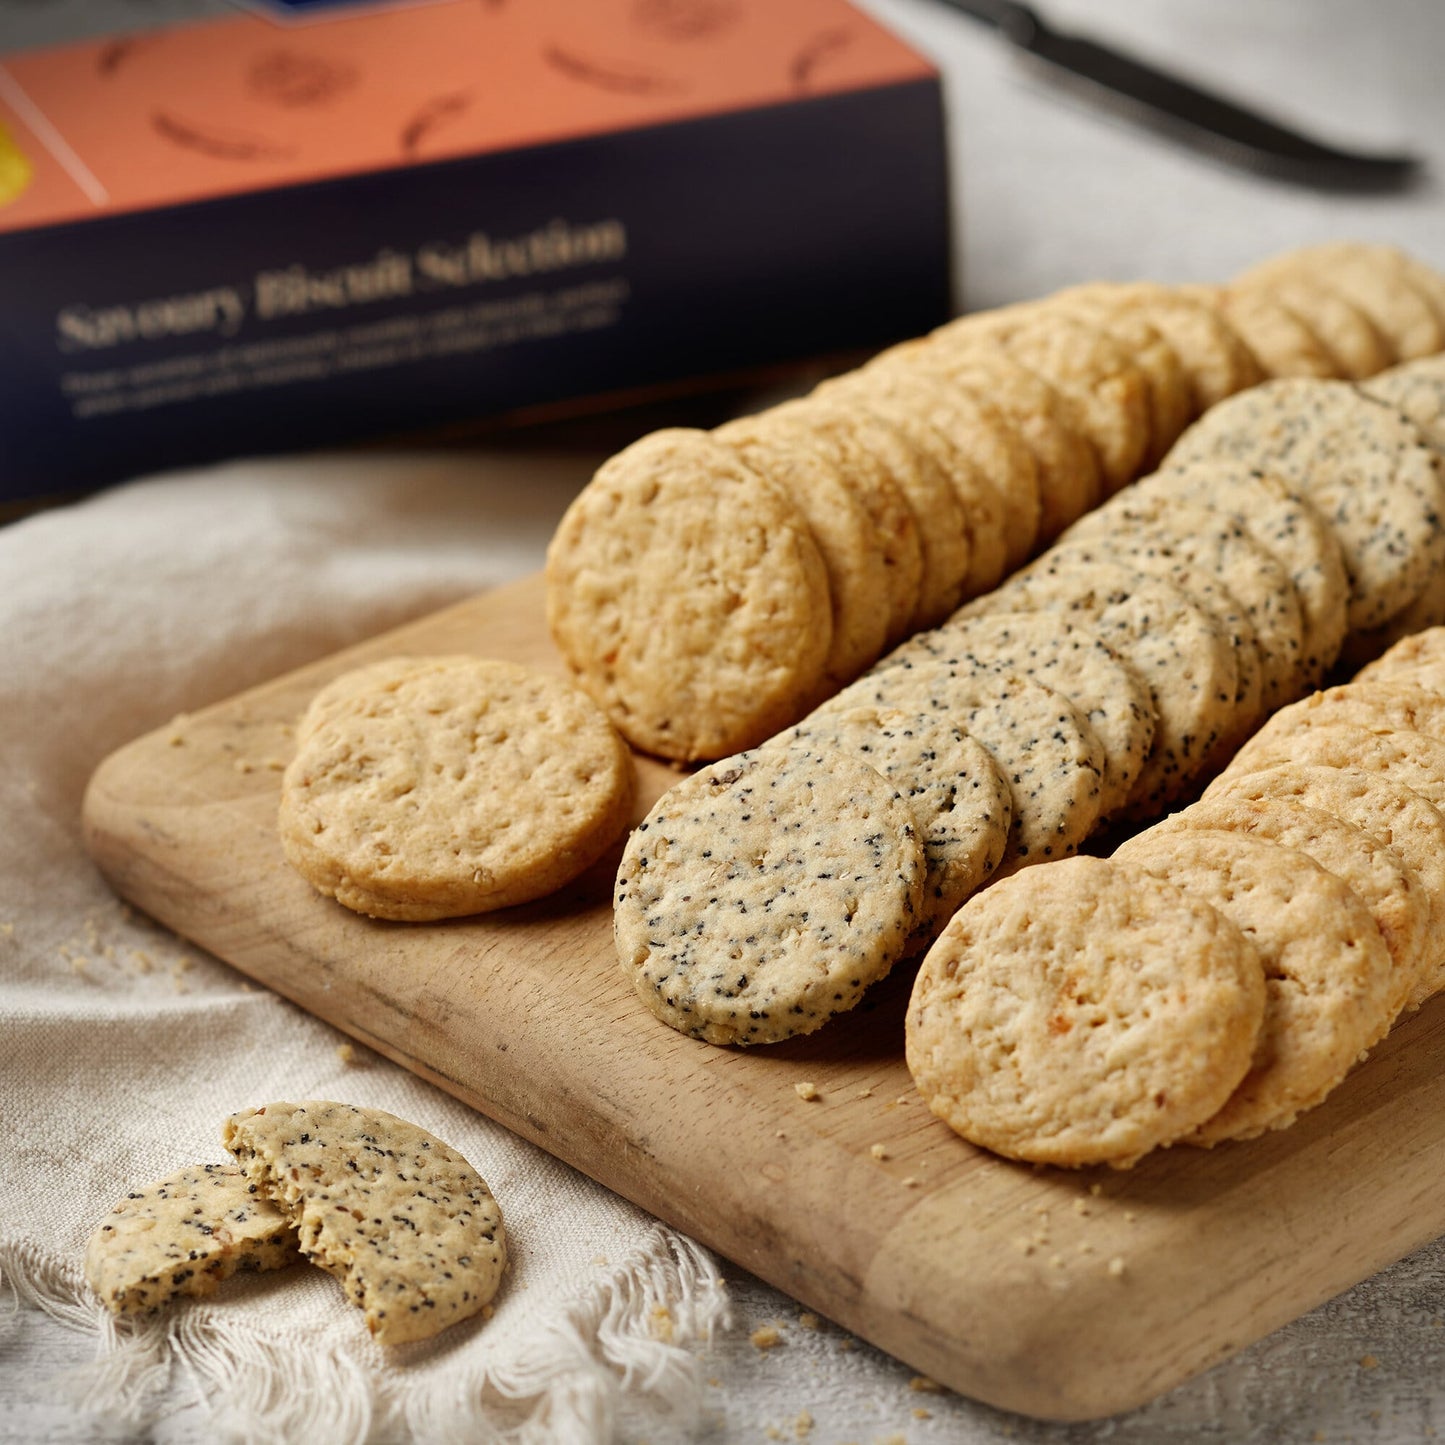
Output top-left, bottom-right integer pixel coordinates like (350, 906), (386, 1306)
(1362, 353), (1445, 450)
(1232, 274), (1393, 378)
(714, 415), (890, 687)
(872, 610), (1155, 818)
(775, 707), (1012, 936)
(1149, 795), (1428, 1023)
(1206, 283), (1339, 379)
(613, 743), (925, 1046)
(1355, 625), (1445, 694)
(1161, 379), (1445, 631)
(279, 656), (634, 921)
(906, 854), (1267, 1169)
(1206, 763), (1445, 1009)
(545, 428), (834, 761)
(1115, 828), (1397, 1144)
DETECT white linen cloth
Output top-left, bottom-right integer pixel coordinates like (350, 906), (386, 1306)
(0, 453), (730, 1444)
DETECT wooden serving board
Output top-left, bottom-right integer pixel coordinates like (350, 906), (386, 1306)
(82, 573), (1445, 1422)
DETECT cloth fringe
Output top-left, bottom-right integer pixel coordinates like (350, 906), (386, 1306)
(0, 1228), (730, 1445)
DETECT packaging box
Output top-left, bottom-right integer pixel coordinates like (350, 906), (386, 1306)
(0, 0), (951, 497)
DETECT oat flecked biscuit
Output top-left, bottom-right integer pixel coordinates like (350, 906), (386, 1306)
(1148, 795), (1428, 1023)
(614, 744), (926, 1046)
(775, 708), (1012, 936)
(906, 855), (1266, 1169)
(1355, 625), (1445, 694)
(545, 427), (834, 760)
(1115, 828), (1397, 1144)
(85, 1163), (300, 1316)
(1207, 764), (1445, 1009)
(224, 1101), (506, 1346)
(1161, 379), (1445, 631)
(280, 656), (634, 921)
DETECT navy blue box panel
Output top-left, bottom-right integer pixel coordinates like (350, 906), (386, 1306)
(0, 78), (951, 497)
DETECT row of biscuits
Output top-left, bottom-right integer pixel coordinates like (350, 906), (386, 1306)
(616, 355), (1445, 1046)
(904, 625), (1445, 1169)
(549, 243), (1445, 764)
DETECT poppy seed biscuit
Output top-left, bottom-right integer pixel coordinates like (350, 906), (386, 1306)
(1148, 795), (1428, 1024)
(905, 855), (1266, 1169)
(715, 416), (891, 687)
(820, 667), (1104, 872)
(1129, 464), (1348, 686)
(775, 707), (1012, 936)
(280, 655), (634, 921)
(1058, 492), (1306, 712)
(1162, 379), (1445, 631)
(871, 611), (1155, 818)
(1362, 353), (1445, 450)
(1207, 764), (1445, 1009)
(614, 744), (926, 1046)
(85, 1163), (300, 1316)
(545, 427), (834, 761)
(224, 1102), (506, 1346)
(1115, 829), (1397, 1144)
(963, 560), (1237, 813)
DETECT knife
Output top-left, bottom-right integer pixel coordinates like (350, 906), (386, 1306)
(935, 0), (1422, 191)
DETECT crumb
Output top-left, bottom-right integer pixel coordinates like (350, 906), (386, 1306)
(69, 956), (89, 975)
(798, 1312), (821, 1331)
(1072, 1198), (1089, 1216)
(233, 758), (254, 774)
(902, 1177), (919, 1189)
(650, 1305), (674, 1343)
(592, 1255), (609, 1267)
(1123, 1210), (1137, 1223)
(174, 955), (194, 973)
(0, 922), (13, 937)
(1360, 1354), (1380, 1369)
(265, 758), (286, 771)
(912, 1407), (932, 1419)
(167, 732), (186, 747)
(908, 1375), (941, 1393)
(1089, 1183), (1103, 1197)
(877, 1435), (908, 1445)
(133, 950), (154, 973)
(794, 1409), (813, 1438)
(855, 1088), (874, 1099)
(751, 1325), (783, 1351)
(1048, 1254), (1064, 1269)
(1108, 1256), (1126, 1278)
(707, 1377), (720, 1388)
(795, 1081), (820, 1102)
(765, 1429), (782, 1442)
(481, 1303), (495, 1321)
(839, 1337), (855, 1352)
(894, 1094), (910, 1106)
(869, 1143), (888, 1161)
(1076, 1242), (1094, 1255)
(173, 981), (190, 996)
(1014, 1238), (1035, 1256)
(335, 1042), (357, 1066)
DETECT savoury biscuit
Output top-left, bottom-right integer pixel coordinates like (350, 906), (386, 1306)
(1206, 763), (1445, 1008)
(1214, 721), (1445, 815)
(1148, 795), (1427, 1023)
(1068, 281), (1263, 415)
(1041, 287), (1194, 464)
(817, 370), (1010, 592)
(963, 560), (1237, 812)
(1058, 493), (1306, 712)
(224, 1102), (506, 1346)
(1355, 625), (1445, 694)
(614, 744), (926, 1046)
(545, 428), (833, 760)
(715, 415), (890, 685)
(1161, 379), (1445, 631)
(1239, 682), (1445, 752)
(1115, 828), (1397, 1143)
(776, 707), (1012, 935)
(85, 1163), (300, 1316)
(1238, 244), (1445, 362)
(859, 359), (1043, 569)
(1231, 273), (1394, 378)
(872, 611), (1155, 818)
(905, 855), (1266, 1169)
(767, 397), (925, 646)
(906, 340), (1104, 540)
(1129, 464), (1349, 686)
(819, 667), (1104, 872)
(280, 656), (634, 921)
(1203, 283), (1339, 379)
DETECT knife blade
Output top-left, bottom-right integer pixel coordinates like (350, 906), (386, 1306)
(936, 0), (1422, 191)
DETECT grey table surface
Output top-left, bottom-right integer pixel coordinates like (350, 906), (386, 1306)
(5, 0), (1445, 1441)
